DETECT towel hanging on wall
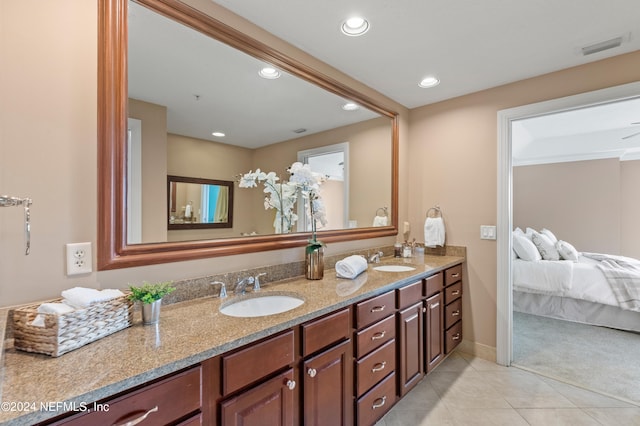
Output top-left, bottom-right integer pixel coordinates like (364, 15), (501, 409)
(372, 207), (389, 227)
(424, 206), (445, 247)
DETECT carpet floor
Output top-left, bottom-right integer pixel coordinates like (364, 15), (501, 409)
(513, 311), (640, 405)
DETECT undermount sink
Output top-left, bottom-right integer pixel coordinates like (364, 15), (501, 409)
(219, 292), (304, 317)
(373, 265), (416, 272)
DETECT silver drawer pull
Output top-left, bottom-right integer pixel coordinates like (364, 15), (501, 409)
(371, 361), (387, 373)
(113, 406), (158, 426)
(285, 379), (296, 390)
(452, 333), (461, 341)
(370, 305), (386, 313)
(307, 368), (317, 378)
(371, 331), (386, 340)
(372, 396), (387, 409)
(430, 302), (440, 309)
(451, 273), (460, 278)
(452, 310), (460, 316)
(451, 290), (460, 296)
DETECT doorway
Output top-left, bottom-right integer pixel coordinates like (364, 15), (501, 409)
(496, 81), (640, 368)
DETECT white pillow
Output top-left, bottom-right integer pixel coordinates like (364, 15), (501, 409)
(556, 240), (579, 261)
(541, 228), (558, 243)
(531, 231), (560, 261)
(525, 227), (537, 241)
(513, 234), (542, 261)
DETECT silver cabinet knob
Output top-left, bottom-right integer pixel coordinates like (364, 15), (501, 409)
(307, 368), (317, 378)
(285, 379), (296, 390)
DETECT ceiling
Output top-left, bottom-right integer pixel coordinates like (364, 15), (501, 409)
(213, 0), (640, 109)
(129, 0), (640, 159)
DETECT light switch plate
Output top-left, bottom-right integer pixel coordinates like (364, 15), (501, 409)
(480, 225), (497, 240)
(403, 221), (411, 234)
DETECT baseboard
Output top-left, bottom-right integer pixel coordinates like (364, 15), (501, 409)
(457, 339), (496, 363)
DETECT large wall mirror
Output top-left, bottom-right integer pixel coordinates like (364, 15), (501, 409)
(98, 0), (399, 269)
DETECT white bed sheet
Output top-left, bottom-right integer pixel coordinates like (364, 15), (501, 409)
(513, 255), (618, 308)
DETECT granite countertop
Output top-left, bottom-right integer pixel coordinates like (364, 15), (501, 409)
(0, 254), (463, 425)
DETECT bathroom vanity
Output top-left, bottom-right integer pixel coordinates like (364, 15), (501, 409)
(0, 255), (463, 426)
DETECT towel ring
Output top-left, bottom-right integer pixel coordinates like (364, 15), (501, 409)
(376, 207), (388, 217)
(426, 205), (442, 218)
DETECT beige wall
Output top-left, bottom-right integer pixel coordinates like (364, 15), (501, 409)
(408, 50), (640, 349)
(0, 0), (407, 307)
(621, 160), (640, 259)
(3, 0), (639, 357)
(129, 99), (168, 243)
(513, 159), (621, 255)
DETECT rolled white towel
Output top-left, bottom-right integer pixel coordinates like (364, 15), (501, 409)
(424, 217), (445, 248)
(372, 215), (388, 227)
(30, 302), (75, 327)
(61, 287), (125, 308)
(335, 255), (368, 279)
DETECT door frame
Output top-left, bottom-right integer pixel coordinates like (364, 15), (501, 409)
(496, 81), (640, 366)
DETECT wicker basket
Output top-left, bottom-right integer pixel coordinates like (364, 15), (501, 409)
(12, 294), (133, 357)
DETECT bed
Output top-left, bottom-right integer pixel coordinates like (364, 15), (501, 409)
(512, 229), (640, 333)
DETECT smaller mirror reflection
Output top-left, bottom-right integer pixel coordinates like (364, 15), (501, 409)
(167, 175), (234, 229)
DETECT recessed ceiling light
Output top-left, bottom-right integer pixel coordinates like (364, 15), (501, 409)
(212, 131), (225, 137)
(342, 102), (360, 111)
(341, 16), (369, 36)
(418, 76), (440, 88)
(258, 67), (281, 79)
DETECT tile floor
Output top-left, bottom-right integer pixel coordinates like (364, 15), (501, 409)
(377, 351), (640, 425)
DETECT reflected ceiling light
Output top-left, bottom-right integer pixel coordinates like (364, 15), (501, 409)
(342, 102), (360, 111)
(258, 67), (281, 79)
(212, 131), (225, 137)
(341, 16), (369, 36)
(418, 76), (440, 88)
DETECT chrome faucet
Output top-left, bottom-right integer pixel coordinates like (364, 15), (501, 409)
(368, 251), (384, 263)
(210, 281), (227, 298)
(234, 276), (255, 295)
(253, 272), (266, 292)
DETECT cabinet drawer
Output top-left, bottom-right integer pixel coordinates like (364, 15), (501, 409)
(51, 367), (202, 426)
(444, 281), (462, 304)
(444, 298), (462, 330)
(396, 280), (422, 309)
(423, 272), (443, 298)
(356, 314), (395, 358)
(356, 338), (396, 397)
(356, 290), (395, 329)
(302, 308), (351, 357)
(444, 264), (463, 286)
(445, 321), (462, 354)
(356, 372), (396, 426)
(222, 330), (294, 395)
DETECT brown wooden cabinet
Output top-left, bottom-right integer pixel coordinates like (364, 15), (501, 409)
(40, 262), (464, 426)
(354, 290), (397, 426)
(47, 366), (203, 426)
(397, 301), (424, 396)
(300, 308), (353, 426)
(220, 369), (296, 426)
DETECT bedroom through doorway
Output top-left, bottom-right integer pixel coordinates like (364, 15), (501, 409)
(497, 82), (640, 405)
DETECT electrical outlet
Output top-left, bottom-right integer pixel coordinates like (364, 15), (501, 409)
(66, 242), (92, 275)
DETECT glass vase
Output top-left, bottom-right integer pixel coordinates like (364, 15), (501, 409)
(305, 247), (324, 280)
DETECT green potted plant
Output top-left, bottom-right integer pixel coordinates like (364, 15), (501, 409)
(128, 281), (176, 325)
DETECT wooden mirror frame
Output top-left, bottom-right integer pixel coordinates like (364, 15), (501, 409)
(97, 0), (399, 270)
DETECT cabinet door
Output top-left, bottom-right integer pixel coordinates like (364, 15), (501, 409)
(398, 301), (424, 396)
(303, 340), (353, 426)
(220, 369), (296, 426)
(425, 292), (444, 372)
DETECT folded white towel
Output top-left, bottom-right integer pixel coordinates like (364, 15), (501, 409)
(335, 255), (368, 279)
(30, 302), (75, 327)
(61, 287), (125, 308)
(372, 215), (388, 227)
(424, 217), (445, 248)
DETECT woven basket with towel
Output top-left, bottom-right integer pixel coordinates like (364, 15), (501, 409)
(12, 288), (133, 357)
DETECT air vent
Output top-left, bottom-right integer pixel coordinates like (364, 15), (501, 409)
(581, 37), (623, 56)
(293, 128), (307, 134)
